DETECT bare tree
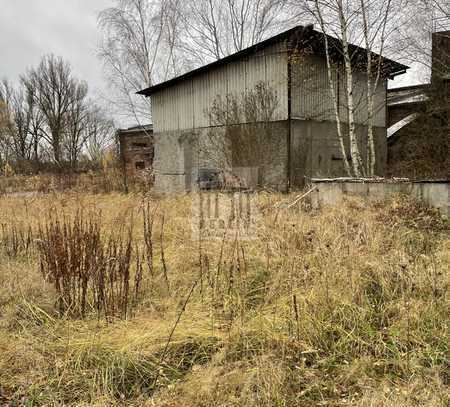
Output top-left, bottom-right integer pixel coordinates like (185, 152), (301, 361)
(0, 80), (35, 162)
(294, 0), (402, 177)
(98, 0), (182, 122)
(394, 0), (449, 83)
(179, 0), (293, 62)
(98, 0), (295, 123)
(84, 108), (116, 166)
(63, 95), (93, 168)
(0, 87), (12, 166)
(0, 79), (46, 170)
(22, 55), (89, 164)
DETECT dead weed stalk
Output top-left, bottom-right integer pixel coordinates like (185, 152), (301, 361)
(37, 211), (142, 320)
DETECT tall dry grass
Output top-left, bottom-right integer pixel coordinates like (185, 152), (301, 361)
(0, 191), (448, 406)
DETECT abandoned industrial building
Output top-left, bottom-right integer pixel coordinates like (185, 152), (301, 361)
(136, 25), (410, 193)
(117, 124), (154, 178)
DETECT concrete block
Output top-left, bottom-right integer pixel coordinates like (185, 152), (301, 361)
(312, 183), (344, 208)
(311, 181), (450, 218)
(342, 182), (369, 197)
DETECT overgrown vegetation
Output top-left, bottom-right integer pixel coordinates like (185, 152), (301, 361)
(37, 211), (142, 319)
(0, 191), (448, 406)
(0, 165), (131, 196)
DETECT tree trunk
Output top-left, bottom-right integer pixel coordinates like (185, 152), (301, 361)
(313, 1), (352, 177)
(338, 3), (364, 177)
(53, 139), (61, 164)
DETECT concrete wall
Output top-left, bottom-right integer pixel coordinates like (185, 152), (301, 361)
(151, 130), (200, 193)
(310, 181), (450, 217)
(290, 120), (387, 188)
(154, 117), (389, 193)
(152, 121), (289, 194)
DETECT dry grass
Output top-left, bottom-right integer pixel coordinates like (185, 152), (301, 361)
(0, 190), (448, 406)
(0, 166), (151, 196)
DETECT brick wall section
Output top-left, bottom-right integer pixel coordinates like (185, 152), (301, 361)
(118, 130), (154, 178)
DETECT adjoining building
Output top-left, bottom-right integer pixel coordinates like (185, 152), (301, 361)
(117, 124), (154, 178)
(138, 25), (408, 193)
(387, 31), (450, 179)
(387, 31), (450, 137)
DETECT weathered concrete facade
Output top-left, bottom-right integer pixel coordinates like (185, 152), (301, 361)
(139, 26), (407, 193)
(118, 125), (154, 178)
(310, 180), (450, 218)
(290, 121), (387, 185)
(153, 121), (289, 192)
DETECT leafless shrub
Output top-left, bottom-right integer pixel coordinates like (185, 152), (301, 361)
(37, 211), (141, 320)
(204, 82), (283, 187)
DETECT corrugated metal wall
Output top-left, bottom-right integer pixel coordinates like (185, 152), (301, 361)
(152, 43), (387, 133)
(340, 71), (386, 128)
(291, 55), (386, 127)
(291, 55), (336, 122)
(152, 43), (288, 133)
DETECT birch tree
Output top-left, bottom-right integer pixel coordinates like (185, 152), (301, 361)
(310, 5), (352, 175)
(295, 0), (401, 177)
(359, 0), (395, 175)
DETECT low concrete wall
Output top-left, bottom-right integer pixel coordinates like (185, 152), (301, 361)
(310, 181), (450, 217)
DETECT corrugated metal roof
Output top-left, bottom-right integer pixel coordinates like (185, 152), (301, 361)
(387, 84), (429, 107)
(138, 25), (409, 97)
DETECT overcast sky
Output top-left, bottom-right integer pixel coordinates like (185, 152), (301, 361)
(0, 0), (422, 125)
(0, 0), (113, 98)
